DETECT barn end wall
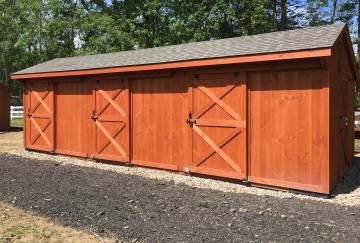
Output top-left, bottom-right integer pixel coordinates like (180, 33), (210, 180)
(329, 36), (356, 190)
(0, 86), (10, 130)
(21, 58), (333, 194)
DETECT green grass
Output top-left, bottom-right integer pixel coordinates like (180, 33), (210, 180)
(10, 118), (23, 128)
(2, 225), (53, 243)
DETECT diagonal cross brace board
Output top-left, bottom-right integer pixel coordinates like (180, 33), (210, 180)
(95, 120), (127, 158)
(197, 86), (241, 120)
(97, 123), (126, 155)
(30, 118), (52, 148)
(190, 75), (246, 179)
(28, 83), (54, 151)
(193, 82), (239, 119)
(98, 89), (126, 117)
(194, 127), (242, 167)
(93, 82), (129, 162)
(28, 87), (52, 116)
(192, 124), (243, 174)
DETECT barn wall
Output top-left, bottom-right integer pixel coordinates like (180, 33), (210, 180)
(22, 57), (336, 194)
(248, 68), (330, 193)
(0, 85), (10, 130)
(329, 37), (356, 190)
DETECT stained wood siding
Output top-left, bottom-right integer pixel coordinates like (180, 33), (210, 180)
(0, 86), (10, 130)
(55, 81), (93, 157)
(131, 74), (190, 170)
(20, 49), (355, 194)
(249, 69), (330, 193)
(329, 38), (356, 189)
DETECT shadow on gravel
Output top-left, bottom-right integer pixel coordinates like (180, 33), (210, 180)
(331, 156), (360, 196)
(0, 153), (359, 242)
(0, 127), (23, 133)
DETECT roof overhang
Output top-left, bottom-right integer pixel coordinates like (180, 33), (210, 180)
(11, 48), (332, 80)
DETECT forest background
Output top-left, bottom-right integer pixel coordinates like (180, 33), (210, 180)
(0, 0), (358, 105)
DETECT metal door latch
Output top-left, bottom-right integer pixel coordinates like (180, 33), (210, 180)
(27, 109), (32, 117)
(340, 116), (349, 129)
(186, 112), (196, 127)
(91, 110), (98, 121)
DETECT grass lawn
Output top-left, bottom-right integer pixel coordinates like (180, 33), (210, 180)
(0, 203), (114, 242)
(10, 119), (23, 128)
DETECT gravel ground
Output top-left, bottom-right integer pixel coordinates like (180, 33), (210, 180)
(8, 148), (360, 207)
(0, 153), (360, 242)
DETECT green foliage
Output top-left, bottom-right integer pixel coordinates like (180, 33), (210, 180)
(356, 95), (360, 110)
(0, 0), (359, 106)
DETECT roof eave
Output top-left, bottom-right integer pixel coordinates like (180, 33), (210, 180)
(11, 48), (332, 80)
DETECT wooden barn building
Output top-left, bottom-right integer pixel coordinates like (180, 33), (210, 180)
(0, 83), (10, 130)
(11, 24), (357, 194)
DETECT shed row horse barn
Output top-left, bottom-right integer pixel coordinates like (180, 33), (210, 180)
(11, 24), (356, 194)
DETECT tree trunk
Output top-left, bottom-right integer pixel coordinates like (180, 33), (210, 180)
(358, 1), (360, 59)
(280, 0), (287, 30)
(272, 0), (277, 31)
(357, 0), (360, 92)
(331, 0), (338, 23)
(1, 52), (8, 85)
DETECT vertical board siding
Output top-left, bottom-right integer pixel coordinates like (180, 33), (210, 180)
(55, 81), (93, 157)
(0, 86), (10, 130)
(21, 55), (355, 194)
(131, 74), (190, 170)
(329, 39), (356, 189)
(249, 69), (329, 193)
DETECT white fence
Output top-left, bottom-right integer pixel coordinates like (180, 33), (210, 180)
(7, 107), (360, 125)
(10, 106), (23, 120)
(356, 112), (360, 126)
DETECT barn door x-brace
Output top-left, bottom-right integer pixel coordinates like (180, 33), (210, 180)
(27, 82), (55, 152)
(186, 72), (247, 180)
(91, 80), (130, 162)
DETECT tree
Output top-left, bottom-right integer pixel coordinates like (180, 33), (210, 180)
(280, 0), (288, 30)
(0, 0), (359, 104)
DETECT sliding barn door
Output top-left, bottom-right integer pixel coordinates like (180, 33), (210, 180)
(92, 79), (130, 162)
(188, 72), (247, 179)
(26, 82), (55, 152)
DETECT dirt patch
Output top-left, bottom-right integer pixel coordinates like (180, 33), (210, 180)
(0, 202), (115, 242)
(0, 153), (359, 242)
(0, 130), (23, 152)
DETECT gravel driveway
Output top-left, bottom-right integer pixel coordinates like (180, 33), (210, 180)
(0, 153), (359, 242)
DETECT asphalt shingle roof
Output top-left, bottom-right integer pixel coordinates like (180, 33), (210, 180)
(13, 24), (345, 75)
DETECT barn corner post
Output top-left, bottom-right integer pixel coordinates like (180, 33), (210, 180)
(21, 79), (28, 149)
(49, 82), (55, 153)
(245, 70), (251, 183)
